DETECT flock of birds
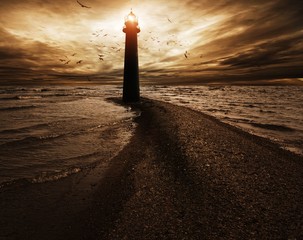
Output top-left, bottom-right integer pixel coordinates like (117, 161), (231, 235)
(59, 0), (196, 69)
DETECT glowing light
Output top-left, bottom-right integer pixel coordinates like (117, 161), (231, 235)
(126, 11), (137, 23)
(128, 15), (136, 22)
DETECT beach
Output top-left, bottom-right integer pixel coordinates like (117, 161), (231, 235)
(0, 98), (302, 239)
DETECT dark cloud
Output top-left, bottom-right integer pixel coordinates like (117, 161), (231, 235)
(220, 34), (303, 68)
(184, 0), (303, 83)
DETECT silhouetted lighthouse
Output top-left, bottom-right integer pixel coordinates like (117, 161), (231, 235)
(123, 10), (140, 102)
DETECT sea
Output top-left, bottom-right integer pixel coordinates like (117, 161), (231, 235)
(0, 85), (302, 186)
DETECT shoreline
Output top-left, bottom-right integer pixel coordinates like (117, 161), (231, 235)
(1, 98), (302, 239)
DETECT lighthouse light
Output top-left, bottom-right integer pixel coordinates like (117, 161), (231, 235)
(125, 11), (137, 23)
(128, 14), (136, 22)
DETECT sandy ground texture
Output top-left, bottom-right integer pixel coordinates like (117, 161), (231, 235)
(0, 98), (302, 240)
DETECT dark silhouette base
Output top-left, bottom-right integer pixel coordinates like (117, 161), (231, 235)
(123, 12), (140, 103)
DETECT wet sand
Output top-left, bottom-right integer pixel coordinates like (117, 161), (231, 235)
(0, 98), (302, 239)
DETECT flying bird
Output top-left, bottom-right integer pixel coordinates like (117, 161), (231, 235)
(76, 60), (82, 64)
(72, 53), (77, 56)
(64, 60), (71, 65)
(184, 51), (188, 59)
(76, 0), (91, 8)
(59, 59), (66, 62)
(167, 18), (172, 23)
(98, 54), (104, 61)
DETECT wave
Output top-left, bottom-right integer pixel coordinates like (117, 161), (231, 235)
(30, 167), (82, 184)
(0, 95), (42, 101)
(0, 123), (49, 135)
(259, 109), (276, 114)
(0, 148), (121, 189)
(0, 134), (62, 148)
(0, 96), (19, 101)
(206, 108), (228, 113)
(0, 166), (83, 190)
(0, 119), (128, 147)
(0, 105), (37, 111)
(250, 123), (295, 132)
(17, 95), (43, 100)
(223, 117), (251, 123)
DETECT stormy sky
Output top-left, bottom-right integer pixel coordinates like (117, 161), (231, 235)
(1, 0), (303, 85)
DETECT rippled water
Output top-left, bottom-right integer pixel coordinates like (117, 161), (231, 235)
(1, 85), (302, 186)
(143, 85), (303, 156)
(0, 86), (136, 185)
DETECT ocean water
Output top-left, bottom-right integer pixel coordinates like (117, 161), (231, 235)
(0, 85), (302, 186)
(0, 86), (137, 186)
(143, 85), (303, 156)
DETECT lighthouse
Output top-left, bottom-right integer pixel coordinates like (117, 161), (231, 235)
(123, 10), (140, 102)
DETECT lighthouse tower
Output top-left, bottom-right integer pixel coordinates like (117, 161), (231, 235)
(123, 10), (140, 102)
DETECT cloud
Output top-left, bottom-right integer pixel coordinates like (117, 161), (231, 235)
(0, 0), (303, 85)
(219, 34), (303, 68)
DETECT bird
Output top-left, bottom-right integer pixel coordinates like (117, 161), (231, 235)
(59, 59), (66, 62)
(184, 51), (188, 59)
(72, 53), (77, 56)
(76, 60), (82, 64)
(98, 54), (104, 61)
(64, 60), (71, 65)
(167, 18), (172, 23)
(76, 0), (91, 8)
